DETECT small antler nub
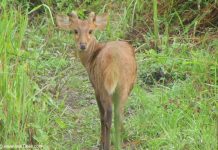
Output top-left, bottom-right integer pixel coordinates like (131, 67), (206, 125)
(89, 12), (96, 22)
(68, 11), (78, 19)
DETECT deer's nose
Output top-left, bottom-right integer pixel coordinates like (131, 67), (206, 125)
(80, 43), (86, 50)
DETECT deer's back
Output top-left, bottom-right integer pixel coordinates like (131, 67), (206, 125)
(89, 41), (137, 97)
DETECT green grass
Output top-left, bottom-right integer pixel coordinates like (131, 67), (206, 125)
(0, 1), (50, 147)
(0, 0), (217, 149)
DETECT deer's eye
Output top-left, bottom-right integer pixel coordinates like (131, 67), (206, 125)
(89, 30), (93, 34)
(74, 29), (78, 34)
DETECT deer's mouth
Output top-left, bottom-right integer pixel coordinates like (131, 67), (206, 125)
(80, 43), (87, 50)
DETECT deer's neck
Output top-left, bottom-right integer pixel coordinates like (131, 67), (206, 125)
(78, 39), (104, 68)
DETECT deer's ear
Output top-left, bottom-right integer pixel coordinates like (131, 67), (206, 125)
(56, 15), (72, 30)
(56, 12), (78, 30)
(94, 14), (108, 30)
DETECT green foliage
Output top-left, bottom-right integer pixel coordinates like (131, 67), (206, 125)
(0, 0), (217, 149)
(0, 1), (50, 145)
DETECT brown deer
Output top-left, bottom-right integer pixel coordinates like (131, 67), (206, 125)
(56, 11), (137, 150)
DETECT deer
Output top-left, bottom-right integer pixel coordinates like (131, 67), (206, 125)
(56, 11), (137, 150)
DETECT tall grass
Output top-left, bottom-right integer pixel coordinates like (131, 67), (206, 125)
(0, 1), (50, 146)
(153, 0), (159, 48)
(0, 0), (217, 149)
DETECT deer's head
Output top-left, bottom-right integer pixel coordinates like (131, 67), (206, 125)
(56, 12), (108, 51)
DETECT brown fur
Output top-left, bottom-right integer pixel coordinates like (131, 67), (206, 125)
(56, 12), (137, 150)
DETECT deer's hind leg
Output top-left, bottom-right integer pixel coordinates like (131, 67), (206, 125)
(96, 93), (112, 150)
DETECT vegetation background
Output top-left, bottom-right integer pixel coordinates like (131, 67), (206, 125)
(0, 0), (217, 149)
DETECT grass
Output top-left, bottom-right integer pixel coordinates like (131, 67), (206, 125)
(131, 49), (217, 149)
(0, 0), (217, 149)
(0, 1), (50, 147)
